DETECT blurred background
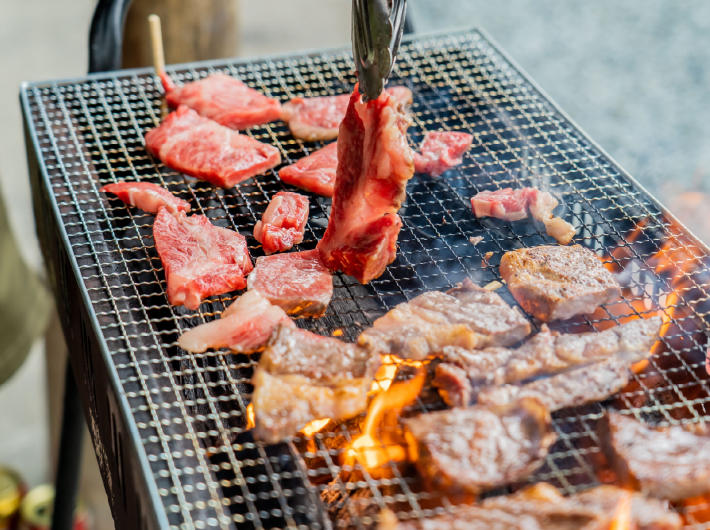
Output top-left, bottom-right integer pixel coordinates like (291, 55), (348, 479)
(0, 0), (708, 528)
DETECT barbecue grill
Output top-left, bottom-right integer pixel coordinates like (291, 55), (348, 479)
(21, 25), (710, 530)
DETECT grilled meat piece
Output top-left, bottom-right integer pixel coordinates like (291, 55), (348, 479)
(499, 245), (620, 322)
(359, 279), (531, 361)
(380, 506), (542, 530)
(253, 191), (309, 255)
(279, 141), (338, 197)
(413, 131), (474, 177)
(403, 398), (555, 494)
(602, 412), (710, 502)
(100, 181), (190, 215)
(434, 318), (661, 406)
(247, 250), (333, 317)
(252, 325), (380, 444)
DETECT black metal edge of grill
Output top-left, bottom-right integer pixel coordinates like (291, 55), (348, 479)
(19, 26), (710, 530)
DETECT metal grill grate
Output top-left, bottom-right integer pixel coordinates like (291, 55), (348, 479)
(21, 28), (710, 529)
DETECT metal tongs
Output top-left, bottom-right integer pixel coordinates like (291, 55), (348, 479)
(352, 0), (408, 101)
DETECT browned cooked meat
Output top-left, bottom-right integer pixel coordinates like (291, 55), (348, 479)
(403, 398), (555, 494)
(378, 505), (542, 530)
(434, 318), (661, 407)
(252, 325), (380, 444)
(499, 245), (620, 322)
(359, 279), (531, 361)
(602, 412), (710, 502)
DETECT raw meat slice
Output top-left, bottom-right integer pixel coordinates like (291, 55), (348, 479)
(177, 290), (294, 353)
(100, 181), (191, 215)
(403, 398), (555, 494)
(280, 86), (413, 141)
(359, 278), (531, 361)
(161, 72), (281, 130)
(252, 325), (381, 443)
(413, 131), (473, 176)
(253, 191), (309, 255)
(153, 208), (253, 310)
(247, 249), (333, 317)
(278, 142), (338, 197)
(499, 245), (621, 322)
(472, 187), (577, 245)
(317, 85), (414, 284)
(144, 105), (281, 188)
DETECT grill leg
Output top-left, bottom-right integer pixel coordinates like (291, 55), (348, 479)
(50, 361), (85, 530)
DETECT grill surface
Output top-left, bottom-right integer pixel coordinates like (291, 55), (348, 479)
(21, 28), (710, 529)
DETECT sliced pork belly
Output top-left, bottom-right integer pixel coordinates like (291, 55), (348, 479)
(144, 105), (281, 188)
(278, 142), (338, 197)
(153, 208), (253, 310)
(100, 181), (190, 215)
(177, 290), (294, 353)
(161, 72), (281, 130)
(404, 398), (555, 495)
(413, 131), (473, 177)
(317, 86), (415, 284)
(359, 279), (531, 361)
(252, 325), (380, 443)
(499, 245), (620, 322)
(434, 317), (661, 406)
(602, 412), (710, 502)
(253, 192), (309, 255)
(247, 249), (333, 317)
(472, 187), (576, 245)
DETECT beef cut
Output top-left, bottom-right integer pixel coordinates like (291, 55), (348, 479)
(413, 131), (473, 177)
(253, 191), (309, 255)
(100, 181), (190, 215)
(278, 141), (338, 197)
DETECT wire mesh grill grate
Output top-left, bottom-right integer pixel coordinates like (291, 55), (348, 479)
(22, 28), (710, 529)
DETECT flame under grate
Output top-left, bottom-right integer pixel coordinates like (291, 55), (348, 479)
(21, 28), (710, 529)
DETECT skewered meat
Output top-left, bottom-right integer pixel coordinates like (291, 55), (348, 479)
(144, 105), (281, 188)
(280, 86), (413, 141)
(247, 249), (333, 317)
(317, 85), (414, 284)
(160, 72), (281, 130)
(404, 398), (555, 494)
(434, 317), (661, 406)
(278, 142), (338, 197)
(602, 412), (710, 502)
(359, 279), (531, 361)
(471, 188), (576, 245)
(499, 245), (620, 322)
(100, 181), (190, 215)
(252, 325), (380, 443)
(413, 131), (473, 177)
(177, 290), (294, 353)
(153, 208), (253, 310)
(253, 192), (309, 255)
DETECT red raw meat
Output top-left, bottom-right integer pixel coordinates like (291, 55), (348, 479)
(153, 208), (253, 310)
(177, 290), (294, 353)
(254, 191), (309, 255)
(317, 85), (414, 284)
(144, 105), (281, 188)
(247, 249), (333, 317)
(160, 72), (281, 130)
(413, 131), (474, 176)
(280, 86), (413, 142)
(100, 181), (190, 215)
(278, 142), (338, 197)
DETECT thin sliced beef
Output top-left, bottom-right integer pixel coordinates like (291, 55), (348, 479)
(253, 191), (309, 255)
(359, 278), (531, 361)
(247, 249), (333, 317)
(413, 131), (473, 177)
(317, 85), (414, 284)
(144, 105), (281, 188)
(499, 245), (620, 322)
(380, 506), (542, 530)
(161, 72), (281, 130)
(100, 181), (190, 214)
(153, 208), (253, 310)
(278, 142), (338, 197)
(177, 290), (294, 353)
(252, 325), (380, 443)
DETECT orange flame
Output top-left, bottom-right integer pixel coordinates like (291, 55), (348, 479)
(610, 492), (632, 530)
(246, 403), (255, 429)
(370, 355), (424, 393)
(301, 418), (331, 436)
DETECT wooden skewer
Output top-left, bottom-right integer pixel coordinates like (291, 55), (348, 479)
(148, 14), (166, 76)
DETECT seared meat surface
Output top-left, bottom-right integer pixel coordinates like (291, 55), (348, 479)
(379, 506), (541, 530)
(499, 245), (620, 322)
(403, 398), (555, 494)
(359, 279), (531, 361)
(101, 181), (191, 215)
